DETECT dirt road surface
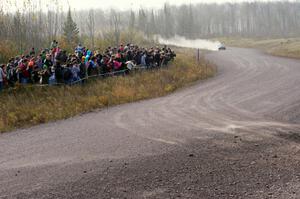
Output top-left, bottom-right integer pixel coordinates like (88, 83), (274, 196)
(0, 48), (300, 199)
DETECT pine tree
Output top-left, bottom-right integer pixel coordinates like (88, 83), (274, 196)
(138, 9), (147, 33)
(163, 3), (174, 38)
(187, 4), (195, 38)
(13, 11), (24, 53)
(63, 8), (79, 50)
(129, 10), (135, 30)
(149, 10), (157, 35)
(128, 10), (136, 43)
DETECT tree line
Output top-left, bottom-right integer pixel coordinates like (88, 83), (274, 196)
(0, 1), (300, 60)
(134, 1), (300, 39)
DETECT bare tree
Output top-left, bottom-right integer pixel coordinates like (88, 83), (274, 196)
(1, 0), (300, 58)
(110, 9), (121, 46)
(87, 9), (95, 50)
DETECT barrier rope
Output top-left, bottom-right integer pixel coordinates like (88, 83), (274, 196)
(69, 69), (129, 85)
(2, 62), (173, 92)
(4, 66), (149, 91)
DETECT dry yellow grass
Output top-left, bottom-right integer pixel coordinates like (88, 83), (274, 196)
(217, 37), (300, 59)
(0, 51), (216, 133)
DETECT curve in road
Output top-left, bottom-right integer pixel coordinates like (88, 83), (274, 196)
(0, 48), (300, 199)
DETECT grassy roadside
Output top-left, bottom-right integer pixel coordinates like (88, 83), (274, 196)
(0, 49), (216, 133)
(218, 37), (300, 59)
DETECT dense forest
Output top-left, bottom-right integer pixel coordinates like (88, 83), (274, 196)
(0, 0), (300, 58)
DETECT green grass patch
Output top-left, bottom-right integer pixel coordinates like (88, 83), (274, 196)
(217, 37), (300, 59)
(0, 51), (216, 133)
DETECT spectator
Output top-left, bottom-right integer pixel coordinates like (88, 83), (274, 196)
(0, 65), (6, 92)
(141, 52), (147, 67)
(0, 42), (176, 91)
(71, 62), (80, 83)
(30, 47), (36, 57)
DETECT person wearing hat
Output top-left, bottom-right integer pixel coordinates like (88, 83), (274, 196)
(75, 43), (84, 58)
(50, 40), (58, 50)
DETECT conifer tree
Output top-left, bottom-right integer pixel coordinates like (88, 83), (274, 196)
(63, 8), (79, 50)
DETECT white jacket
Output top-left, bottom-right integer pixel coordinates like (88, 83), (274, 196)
(0, 68), (4, 82)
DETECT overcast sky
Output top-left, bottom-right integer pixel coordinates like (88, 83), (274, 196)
(3, 0), (285, 12)
(65, 0), (281, 10)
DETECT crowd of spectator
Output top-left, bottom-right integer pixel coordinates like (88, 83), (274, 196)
(0, 40), (176, 92)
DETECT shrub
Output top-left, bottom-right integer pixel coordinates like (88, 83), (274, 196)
(0, 50), (215, 133)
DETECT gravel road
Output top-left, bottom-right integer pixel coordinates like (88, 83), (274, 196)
(0, 48), (300, 199)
